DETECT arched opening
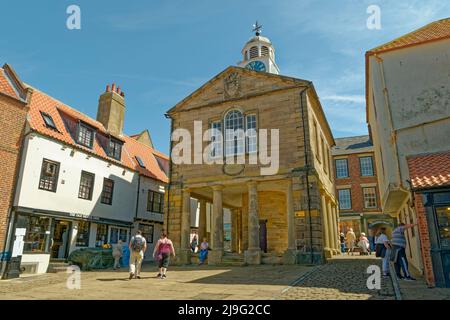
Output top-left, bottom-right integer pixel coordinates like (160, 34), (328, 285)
(249, 46), (259, 59)
(261, 46), (269, 57)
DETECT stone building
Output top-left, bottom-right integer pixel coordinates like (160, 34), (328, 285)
(332, 135), (396, 238)
(366, 18), (450, 286)
(0, 64), (32, 278)
(165, 28), (339, 265)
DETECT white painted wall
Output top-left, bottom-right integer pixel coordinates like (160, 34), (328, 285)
(21, 254), (50, 274)
(14, 134), (138, 222)
(369, 39), (450, 198)
(136, 175), (166, 223)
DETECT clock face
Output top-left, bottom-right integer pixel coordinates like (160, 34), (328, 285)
(245, 60), (266, 72)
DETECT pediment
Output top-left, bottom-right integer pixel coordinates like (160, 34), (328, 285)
(167, 66), (310, 114)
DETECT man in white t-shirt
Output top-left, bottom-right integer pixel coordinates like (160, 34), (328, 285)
(128, 230), (147, 280)
(375, 228), (391, 277)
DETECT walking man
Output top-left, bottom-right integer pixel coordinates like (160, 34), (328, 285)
(129, 230), (147, 280)
(391, 223), (417, 281)
(375, 228), (391, 277)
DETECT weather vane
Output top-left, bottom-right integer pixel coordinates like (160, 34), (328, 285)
(253, 21), (262, 36)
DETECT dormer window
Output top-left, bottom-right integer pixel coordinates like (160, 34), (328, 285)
(135, 156), (146, 168)
(41, 112), (57, 130)
(77, 122), (95, 148)
(108, 138), (122, 160)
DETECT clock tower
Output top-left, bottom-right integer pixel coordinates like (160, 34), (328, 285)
(238, 22), (280, 75)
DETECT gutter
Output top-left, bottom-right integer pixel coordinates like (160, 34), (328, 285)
(135, 174), (141, 220)
(299, 83), (314, 264)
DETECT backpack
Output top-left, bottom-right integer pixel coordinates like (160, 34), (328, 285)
(131, 236), (144, 252)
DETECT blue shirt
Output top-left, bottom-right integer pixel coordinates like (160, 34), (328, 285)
(391, 226), (407, 248)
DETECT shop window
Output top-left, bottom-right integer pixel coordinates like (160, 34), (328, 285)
(109, 227), (128, 244)
(16, 214), (50, 253)
(76, 221), (90, 247)
(95, 224), (108, 247)
(39, 159), (60, 192)
(436, 206), (450, 248)
(139, 224), (154, 244)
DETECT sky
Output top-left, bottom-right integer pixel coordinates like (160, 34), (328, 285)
(1, 0), (449, 154)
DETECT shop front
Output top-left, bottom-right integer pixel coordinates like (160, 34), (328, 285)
(10, 207), (132, 275)
(422, 191), (450, 288)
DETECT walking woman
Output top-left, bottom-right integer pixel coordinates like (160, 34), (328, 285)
(153, 231), (176, 279)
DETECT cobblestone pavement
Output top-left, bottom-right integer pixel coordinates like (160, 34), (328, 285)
(278, 255), (396, 300)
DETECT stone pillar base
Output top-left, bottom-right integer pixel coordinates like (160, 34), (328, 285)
(323, 248), (334, 259)
(208, 250), (223, 265)
(283, 249), (298, 265)
(244, 249), (261, 265)
(176, 249), (192, 265)
(332, 249), (339, 255)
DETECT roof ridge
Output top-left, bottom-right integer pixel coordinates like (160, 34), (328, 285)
(125, 133), (168, 159)
(367, 17), (450, 54)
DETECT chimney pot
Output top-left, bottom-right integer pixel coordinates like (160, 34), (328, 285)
(111, 83), (116, 92)
(120, 92), (125, 97)
(106, 84), (110, 92)
(117, 86), (121, 95)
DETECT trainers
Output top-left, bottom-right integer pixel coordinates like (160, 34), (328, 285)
(129, 273), (134, 280)
(404, 276), (416, 281)
(136, 276), (141, 279)
(156, 273), (161, 278)
(162, 274), (167, 279)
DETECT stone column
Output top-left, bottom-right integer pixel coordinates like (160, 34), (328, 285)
(320, 192), (332, 258)
(284, 180), (297, 264)
(332, 204), (340, 253)
(245, 181), (261, 265)
(231, 209), (238, 253)
(179, 188), (192, 264)
(209, 185), (224, 265)
(326, 198), (336, 255)
(198, 199), (207, 243)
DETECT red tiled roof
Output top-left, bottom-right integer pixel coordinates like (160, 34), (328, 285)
(407, 152), (450, 190)
(0, 68), (20, 100)
(22, 86), (168, 183)
(368, 17), (450, 55)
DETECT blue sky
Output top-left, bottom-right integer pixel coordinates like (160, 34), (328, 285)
(1, 0), (449, 154)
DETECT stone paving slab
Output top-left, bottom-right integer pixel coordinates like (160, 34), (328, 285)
(0, 264), (311, 300)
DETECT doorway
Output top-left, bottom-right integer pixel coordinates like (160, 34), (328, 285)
(51, 220), (71, 259)
(259, 220), (268, 253)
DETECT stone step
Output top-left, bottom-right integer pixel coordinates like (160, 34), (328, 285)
(47, 261), (71, 273)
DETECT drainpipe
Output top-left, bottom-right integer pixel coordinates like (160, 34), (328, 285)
(134, 174), (141, 222)
(299, 83), (314, 264)
(164, 113), (174, 236)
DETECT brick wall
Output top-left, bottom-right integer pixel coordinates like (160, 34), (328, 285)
(334, 152), (381, 214)
(0, 95), (28, 252)
(414, 194), (435, 287)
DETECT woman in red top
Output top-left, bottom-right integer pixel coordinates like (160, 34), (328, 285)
(153, 231), (176, 279)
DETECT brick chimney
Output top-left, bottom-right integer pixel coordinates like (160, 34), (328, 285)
(97, 83), (126, 136)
